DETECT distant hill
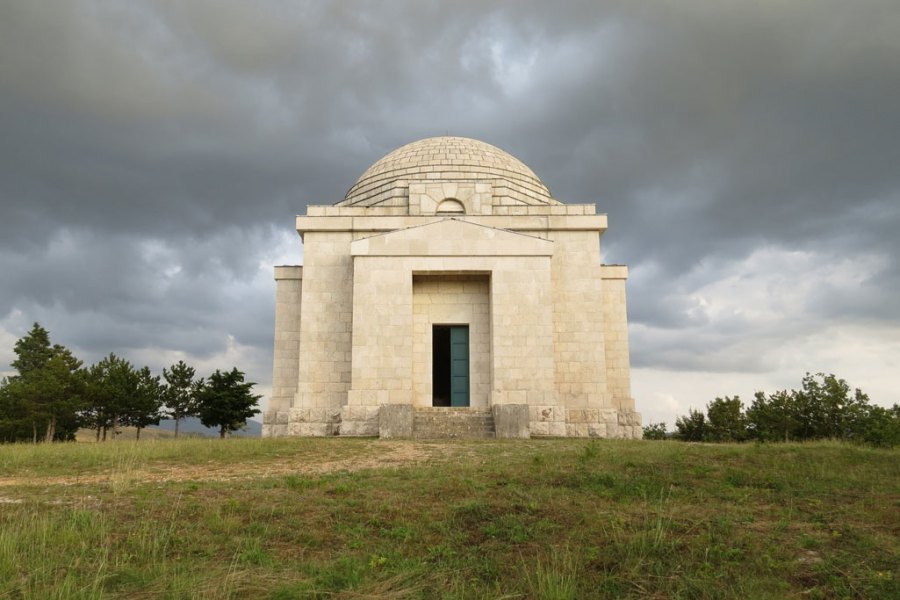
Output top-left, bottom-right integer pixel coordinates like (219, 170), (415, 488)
(75, 426), (184, 441)
(154, 417), (262, 438)
(75, 417), (262, 441)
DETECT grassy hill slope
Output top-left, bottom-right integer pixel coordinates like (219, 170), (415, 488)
(0, 438), (897, 599)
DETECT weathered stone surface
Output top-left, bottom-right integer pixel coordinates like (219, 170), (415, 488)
(567, 408), (600, 423)
(266, 424), (288, 437)
(413, 408), (495, 439)
(588, 423), (607, 438)
(379, 404), (413, 438)
(530, 421), (550, 436)
(339, 420), (378, 437)
(493, 404), (530, 439)
(547, 422), (567, 437)
(288, 422), (330, 437)
(598, 409), (618, 424)
(530, 405), (564, 422)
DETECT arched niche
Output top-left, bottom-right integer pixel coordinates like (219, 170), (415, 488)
(436, 198), (466, 215)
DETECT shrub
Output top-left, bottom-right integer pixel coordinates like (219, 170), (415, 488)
(642, 422), (668, 440)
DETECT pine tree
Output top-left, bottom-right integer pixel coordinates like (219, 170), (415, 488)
(10, 323), (55, 378)
(196, 368), (261, 438)
(83, 353), (137, 440)
(5, 323), (84, 442)
(123, 366), (164, 440)
(162, 360), (201, 437)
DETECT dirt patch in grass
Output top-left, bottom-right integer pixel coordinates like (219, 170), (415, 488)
(0, 440), (442, 488)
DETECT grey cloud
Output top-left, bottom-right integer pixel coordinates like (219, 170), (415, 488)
(1, 0), (898, 407)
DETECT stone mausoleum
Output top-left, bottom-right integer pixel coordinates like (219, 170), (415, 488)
(262, 136), (641, 439)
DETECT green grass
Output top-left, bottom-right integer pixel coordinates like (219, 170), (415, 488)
(0, 438), (897, 598)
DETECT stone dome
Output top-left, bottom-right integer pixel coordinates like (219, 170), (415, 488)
(339, 136), (557, 207)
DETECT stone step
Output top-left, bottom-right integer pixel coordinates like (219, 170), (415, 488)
(412, 408), (496, 439)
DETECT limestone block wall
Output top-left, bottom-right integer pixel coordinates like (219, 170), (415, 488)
(270, 267), (302, 411)
(263, 266), (303, 437)
(268, 205), (642, 439)
(347, 256), (414, 407)
(408, 182), (493, 216)
(489, 257), (557, 406)
(600, 266), (635, 412)
(294, 231), (354, 415)
(549, 230), (609, 409)
(411, 275), (491, 409)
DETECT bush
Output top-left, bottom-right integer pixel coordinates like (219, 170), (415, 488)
(642, 422), (668, 440)
(706, 396), (748, 442)
(674, 373), (899, 447)
(675, 409), (706, 442)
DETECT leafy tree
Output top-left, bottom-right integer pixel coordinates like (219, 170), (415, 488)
(856, 404), (900, 448)
(162, 360), (201, 437)
(747, 389), (799, 442)
(642, 422), (668, 440)
(673, 373), (891, 447)
(196, 368), (261, 438)
(705, 396), (748, 442)
(675, 408), (707, 442)
(794, 373), (872, 441)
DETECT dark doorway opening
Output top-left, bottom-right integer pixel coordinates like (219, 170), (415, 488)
(432, 326), (451, 406)
(432, 325), (470, 407)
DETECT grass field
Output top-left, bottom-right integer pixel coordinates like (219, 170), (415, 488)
(0, 438), (897, 599)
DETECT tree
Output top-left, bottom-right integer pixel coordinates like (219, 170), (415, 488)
(856, 404), (900, 448)
(793, 373), (872, 441)
(0, 377), (32, 442)
(642, 422), (668, 440)
(747, 390), (799, 442)
(83, 353), (137, 440)
(3, 323), (85, 442)
(21, 352), (85, 442)
(122, 366), (164, 440)
(675, 408), (707, 442)
(11, 323), (55, 378)
(162, 360), (201, 437)
(196, 368), (261, 438)
(81, 354), (166, 441)
(705, 396), (748, 442)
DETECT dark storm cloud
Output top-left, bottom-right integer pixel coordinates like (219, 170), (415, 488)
(1, 1), (898, 400)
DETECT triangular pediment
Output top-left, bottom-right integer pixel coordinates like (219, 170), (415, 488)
(350, 218), (553, 257)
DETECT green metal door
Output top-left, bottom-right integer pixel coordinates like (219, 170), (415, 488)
(449, 326), (470, 407)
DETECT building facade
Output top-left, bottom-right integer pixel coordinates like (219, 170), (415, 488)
(262, 136), (641, 438)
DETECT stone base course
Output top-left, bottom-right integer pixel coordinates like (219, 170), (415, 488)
(262, 406), (643, 439)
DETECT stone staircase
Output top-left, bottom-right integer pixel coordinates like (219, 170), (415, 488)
(413, 407), (496, 439)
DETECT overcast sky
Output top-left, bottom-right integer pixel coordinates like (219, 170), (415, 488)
(2, 1), (898, 427)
